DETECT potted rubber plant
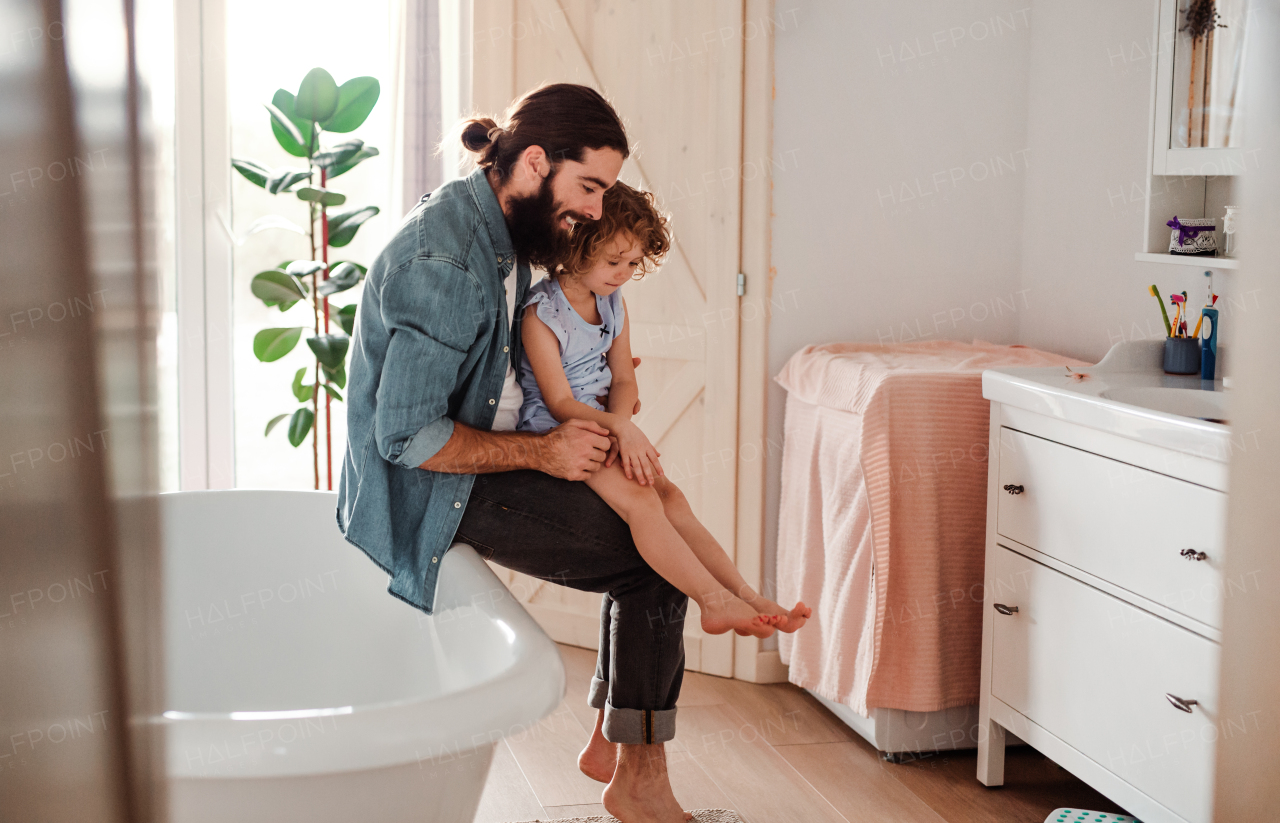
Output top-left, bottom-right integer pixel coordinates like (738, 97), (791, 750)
(232, 67), (380, 490)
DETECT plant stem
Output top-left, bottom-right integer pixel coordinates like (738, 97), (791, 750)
(1202, 28), (1214, 144)
(308, 191), (319, 491)
(1188, 34), (1200, 146)
(321, 166), (332, 491)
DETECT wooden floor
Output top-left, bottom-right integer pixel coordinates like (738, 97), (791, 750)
(473, 644), (1129, 823)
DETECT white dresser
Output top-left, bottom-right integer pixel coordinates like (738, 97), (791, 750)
(976, 341), (1231, 823)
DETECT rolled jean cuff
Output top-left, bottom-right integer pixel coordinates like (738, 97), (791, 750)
(588, 676), (608, 710)
(602, 701), (677, 745)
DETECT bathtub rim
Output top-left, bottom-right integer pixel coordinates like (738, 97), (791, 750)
(158, 490), (567, 779)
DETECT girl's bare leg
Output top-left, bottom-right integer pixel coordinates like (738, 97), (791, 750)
(585, 464), (774, 638)
(651, 475), (811, 632)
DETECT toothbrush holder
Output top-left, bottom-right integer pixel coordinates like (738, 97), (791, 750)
(1163, 336), (1201, 375)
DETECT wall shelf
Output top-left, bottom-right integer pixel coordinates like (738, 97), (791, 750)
(1134, 253), (1239, 270)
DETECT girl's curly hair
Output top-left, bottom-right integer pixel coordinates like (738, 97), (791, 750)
(560, 181), (670, 279)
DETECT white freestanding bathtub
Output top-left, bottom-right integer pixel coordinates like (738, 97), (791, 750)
(158, 490), (564, 823)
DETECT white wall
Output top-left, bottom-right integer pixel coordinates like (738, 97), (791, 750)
(766, 0), (1034, 615)
(767, 0), (1254, 631)
(1013, 0), (1242, 364)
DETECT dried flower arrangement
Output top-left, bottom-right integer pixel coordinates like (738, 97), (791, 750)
(1180, 0), (1225, 39)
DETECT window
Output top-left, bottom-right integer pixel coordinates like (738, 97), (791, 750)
(165, 0), (464, 490)
(226, 0), (396, 489)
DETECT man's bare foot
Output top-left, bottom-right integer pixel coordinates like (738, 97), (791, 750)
(699, 592), (775, 638)
(603, 743), (693, 822)
(743, 593), (812, 632)
(579, 708), (617, 783)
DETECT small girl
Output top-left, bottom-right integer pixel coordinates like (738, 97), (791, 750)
(517, 182), (810, 638)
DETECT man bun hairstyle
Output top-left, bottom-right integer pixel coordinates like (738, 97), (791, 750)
(561, 181), (670, 280)
(458, 83), (630, 180)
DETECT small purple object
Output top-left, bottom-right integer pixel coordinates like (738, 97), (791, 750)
(1167, 216), (1209, 246)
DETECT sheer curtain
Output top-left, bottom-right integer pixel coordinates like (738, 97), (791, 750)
(389, 0), (444, 221)
(389, 0), (473, 221)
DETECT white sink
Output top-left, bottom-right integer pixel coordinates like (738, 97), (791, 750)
(1099, 386), (1229, 425)
(981, 340), (1233, 464)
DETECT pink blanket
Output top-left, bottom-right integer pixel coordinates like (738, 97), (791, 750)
(774, 339), (1088, 715)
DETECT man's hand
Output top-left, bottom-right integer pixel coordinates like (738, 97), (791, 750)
(540, 419), (613, 480)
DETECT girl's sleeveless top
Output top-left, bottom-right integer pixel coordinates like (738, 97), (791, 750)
(516, 277), (624, 433)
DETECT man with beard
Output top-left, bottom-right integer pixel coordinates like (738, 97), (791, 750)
(338, 84), (695, 823)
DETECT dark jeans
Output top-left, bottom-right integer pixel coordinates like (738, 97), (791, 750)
(452, 469), (687, 744)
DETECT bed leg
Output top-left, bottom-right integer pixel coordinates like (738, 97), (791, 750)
(976, 717), (1006, 786)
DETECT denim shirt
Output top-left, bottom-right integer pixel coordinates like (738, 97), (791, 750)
(336, 168), (530, 614)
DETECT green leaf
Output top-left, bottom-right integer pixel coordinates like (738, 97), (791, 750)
(264, 413), (289, 437)
(265, 101), (305, 154)
(253, 327), (304, 362)
(321, 76), (380, 133)
(291, 367), (315, 403)
(267, 168), (311, 194)
(333, 303), (357, 336)
(295, 68), (339, 122)
(287, 407), (315, 447)
(285, 260), (326, 278)
(322, 360), (347, 390)
(232, 158), (271, 187)
(312, 139), (379, 178)
(251, 270), (308, 310)
(312, 139), (365, 168)
(321, 384), (344, 402)
(269, 90), (315, 157)
(328, 145), (379, 179)
(327, 205), (380, 247)
(317, 261), (364, 296)
(307, 333), (350, 369)
(296, 186), (347, 207)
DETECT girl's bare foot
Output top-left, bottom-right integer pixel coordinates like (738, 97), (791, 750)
(699, 591), (775, 638)
(743, 594), (812, 632)
(579, 709), (617, 783)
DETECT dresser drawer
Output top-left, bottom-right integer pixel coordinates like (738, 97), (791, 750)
(990, 547), (1218, 823)
(996, 427), (1227, 628)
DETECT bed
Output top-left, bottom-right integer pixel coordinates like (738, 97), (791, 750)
(773, 339), (1087, 756)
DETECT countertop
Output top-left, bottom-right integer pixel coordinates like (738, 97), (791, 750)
(982, 340), (1232, 463)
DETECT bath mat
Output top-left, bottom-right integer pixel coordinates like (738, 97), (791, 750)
(513, 810), (742, 823)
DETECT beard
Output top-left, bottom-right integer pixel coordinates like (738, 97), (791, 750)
(505, 169), (576, 271)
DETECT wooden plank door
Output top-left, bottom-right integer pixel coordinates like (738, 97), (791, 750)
(473, 0), (745, 676)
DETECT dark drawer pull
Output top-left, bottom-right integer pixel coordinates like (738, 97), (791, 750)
(993, 603), (1019, 616)
(1179, 549), (1208, 562)
(1003, 484), (1025, 495)
(1165, 693), (1199, 713)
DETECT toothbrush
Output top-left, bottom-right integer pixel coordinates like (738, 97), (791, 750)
(1192, 294), (1219, 337)
(1149, 285), (1173, 337)
(1192, 271), (1213, 338)
(1170, 293), (1186, 337)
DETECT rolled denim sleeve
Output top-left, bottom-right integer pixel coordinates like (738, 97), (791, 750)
(374, 259), (479, 469)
